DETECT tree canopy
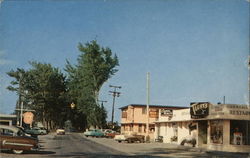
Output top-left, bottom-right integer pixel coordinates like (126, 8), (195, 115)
(65, 40), (119, 128)
(7, 40), (119, 130)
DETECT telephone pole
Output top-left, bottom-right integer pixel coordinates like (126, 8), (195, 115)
(109, 85), (121, 124)
(98, 100), (107, 106)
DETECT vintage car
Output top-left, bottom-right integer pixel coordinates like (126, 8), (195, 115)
(114, 134), (145, 143)
(104, 129), (119, 138)
(25, 127), (47, 135)
(84, 129), (105, 137)
(56, 128), (65, 135)
(0, 125), (40, 154)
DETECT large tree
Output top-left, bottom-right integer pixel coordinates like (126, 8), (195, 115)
(7, 62), (67, 129)
(65, 40), (119, 128)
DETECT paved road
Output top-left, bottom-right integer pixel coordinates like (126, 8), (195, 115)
(1, 133), (249, 158)
(0, 133), (128, 158)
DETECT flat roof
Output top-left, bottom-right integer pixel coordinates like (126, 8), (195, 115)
(119, 104), (188, 110)
(0, 114), (17, 118)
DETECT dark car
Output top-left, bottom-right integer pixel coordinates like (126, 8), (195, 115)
(0, 125), (40, 154)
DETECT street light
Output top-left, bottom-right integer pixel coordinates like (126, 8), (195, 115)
(70, 102), (76, 109)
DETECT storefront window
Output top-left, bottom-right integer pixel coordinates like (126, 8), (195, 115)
(210, 120), (223, 144)
(230, 120), (250, 145)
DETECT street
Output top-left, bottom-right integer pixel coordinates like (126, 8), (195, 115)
(0, 133), (249, 158)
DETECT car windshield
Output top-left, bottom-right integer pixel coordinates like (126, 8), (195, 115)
(17, 130), (25, 136)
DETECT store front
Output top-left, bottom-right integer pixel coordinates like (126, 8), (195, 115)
(155, 103), (250, 152)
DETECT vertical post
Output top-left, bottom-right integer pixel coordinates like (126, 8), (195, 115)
(146, 72), (150, 141)
(111, 93), (116, 124)
(248, 57), (250, 146)
(109, 85), (121, 125)
(20, 101), (23, 127)
(223, 96), (225, 104)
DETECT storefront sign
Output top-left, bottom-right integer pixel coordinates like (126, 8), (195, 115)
(190, 102), (209, 119)
(160, 109), (173, 116)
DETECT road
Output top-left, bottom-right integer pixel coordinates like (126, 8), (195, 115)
(0, 133), (128, 158)
(0, 133), (249, 158)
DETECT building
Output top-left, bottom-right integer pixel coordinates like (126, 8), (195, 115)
(155, 102), (250, 153)
(119, 104), (188, 140)
(0, 114), (17, 126)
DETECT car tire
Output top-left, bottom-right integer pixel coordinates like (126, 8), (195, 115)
(118, 140), (122, 143)
(13, 149), (24, 154)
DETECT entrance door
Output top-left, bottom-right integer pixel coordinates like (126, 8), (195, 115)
(198, 121), (208, 145)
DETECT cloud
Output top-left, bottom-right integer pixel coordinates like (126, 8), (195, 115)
(246, 0), (250, 2)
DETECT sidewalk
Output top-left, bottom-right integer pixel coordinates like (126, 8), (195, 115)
(77, 133), (250, 158)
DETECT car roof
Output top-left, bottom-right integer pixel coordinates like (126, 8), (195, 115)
(0, 125), (19, 133)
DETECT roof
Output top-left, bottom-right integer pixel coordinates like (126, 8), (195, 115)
(0, 125), (19, 133)
(0, 114), (17, 118)
(119, 104), (188, 110)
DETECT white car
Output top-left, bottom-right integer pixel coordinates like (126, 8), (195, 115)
(56, 129), (65, 135)
(114, 134), (127, 143)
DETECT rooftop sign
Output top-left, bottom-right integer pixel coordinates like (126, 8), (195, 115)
(190, 102), (210, 119)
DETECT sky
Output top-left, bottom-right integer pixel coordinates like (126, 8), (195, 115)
(0, 0), (249, 122)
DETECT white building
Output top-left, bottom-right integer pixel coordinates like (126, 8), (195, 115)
(155, 103), (250, 153)
(0, 114), (17, 126)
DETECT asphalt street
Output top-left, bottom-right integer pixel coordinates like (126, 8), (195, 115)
(0, 133), (249, 158)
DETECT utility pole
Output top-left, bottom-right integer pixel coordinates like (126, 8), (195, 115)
(146, 72), (150, 142)
(98, 100), (108, 106)
(109, 85), (121, 124)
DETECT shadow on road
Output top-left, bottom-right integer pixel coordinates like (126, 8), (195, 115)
(51, 152), (162, 158)
(0, 150), (55, 155)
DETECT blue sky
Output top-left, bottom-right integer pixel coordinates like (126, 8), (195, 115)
(0, 0), (249, 122)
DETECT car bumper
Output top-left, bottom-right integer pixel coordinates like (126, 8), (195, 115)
(31, 144), (40, 151)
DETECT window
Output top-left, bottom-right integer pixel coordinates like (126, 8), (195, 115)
(230, 120), (250, 145)
(142, 107), (147, 114)
(0, 129), (14, 136)
(122, 111), (127, 118)
(210, 120), (223, 144)
(129, 125), (133, 131)
(138, 124), (142, 133)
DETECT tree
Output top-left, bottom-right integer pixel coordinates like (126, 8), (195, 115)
(65, 40), (119, 128)
(7, 62), (68, 129)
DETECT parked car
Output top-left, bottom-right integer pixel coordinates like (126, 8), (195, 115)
(114, 134), (145, 143)
(84, 129), (105, 137)
(104, 129), (119, 138)
(56, 128), (65, 135)
(0, 125), (40, 154)
(25, 127), (47, 135)
(16, 126), (32, 137)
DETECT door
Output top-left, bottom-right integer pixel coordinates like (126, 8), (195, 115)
(198, 120), (208, 145)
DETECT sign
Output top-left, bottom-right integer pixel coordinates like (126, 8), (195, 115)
(190, 102), (209, 119)
(149, 109), (158, 118)
(23, 112), (34, 124)
(160, 109), (173, 116)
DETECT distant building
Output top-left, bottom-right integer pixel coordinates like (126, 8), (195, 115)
(119, 104), (188, 140)
(0, 114), (17, 126)
(155, 102), (250, 153)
